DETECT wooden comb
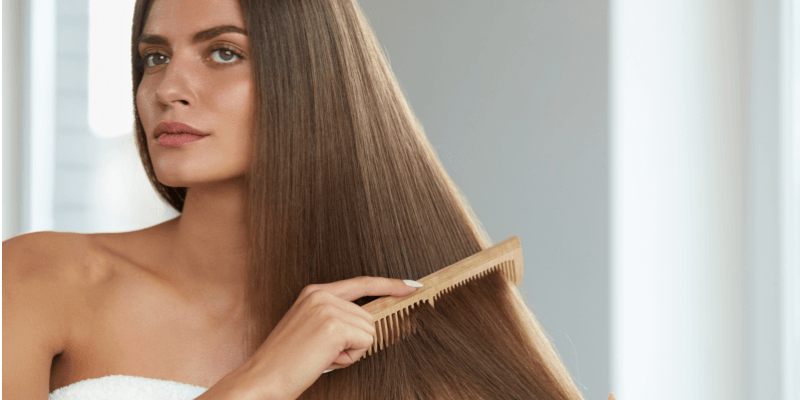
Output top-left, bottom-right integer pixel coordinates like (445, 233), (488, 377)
(359, 236), (523, 359)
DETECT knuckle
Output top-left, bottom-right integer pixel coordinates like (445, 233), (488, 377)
(306, 288), (330, 304)
(322, 316), (344, 335)
(319, 304), (337, 318)
(300, 284), (321, 298)
(310, 302), (335, 319)
(359, 308), (374, 321)
(379, 276), (394, 285)
(359, 331), (374, 349)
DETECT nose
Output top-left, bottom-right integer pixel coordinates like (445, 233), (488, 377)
(154, 52), (197, 108)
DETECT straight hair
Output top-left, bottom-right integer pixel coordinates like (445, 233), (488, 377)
(131, 0), (585, 398)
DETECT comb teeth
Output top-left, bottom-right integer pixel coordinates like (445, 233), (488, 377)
(360, 236), (523, 359)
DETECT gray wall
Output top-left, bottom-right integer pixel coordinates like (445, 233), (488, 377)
(361, 1), (610, 398)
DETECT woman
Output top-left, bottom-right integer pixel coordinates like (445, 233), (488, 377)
(3, 0), (589, 399)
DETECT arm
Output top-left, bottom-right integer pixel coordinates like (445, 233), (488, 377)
(195, 359), (288, 400)
(2, 233), (71, 400)
(191, 366), (276, 400)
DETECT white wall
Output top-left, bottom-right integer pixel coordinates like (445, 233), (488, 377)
(1, 0), (178, 240)
(3, 0), (24, 239)
(611, 1), (798, 399)
(2, 0), (57, 240)
(780, 1), (800, 397)
(612, 1), (747, 398)
(748, 1), (784, 398)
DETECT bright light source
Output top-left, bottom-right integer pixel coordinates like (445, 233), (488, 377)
(88, 0), (137, 138)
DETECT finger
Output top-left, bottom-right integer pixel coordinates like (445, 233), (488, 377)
(329, 303), (376, 338)
(332, 327), (374, 365)
(317, 276), (421, 302)
(321, 319), (374, 367)
(304, 289), (379, 328)
(306, 297), (376, 348)
(335, 295), (378, 324)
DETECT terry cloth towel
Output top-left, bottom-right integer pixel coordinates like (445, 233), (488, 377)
(49, 375), (209, 400)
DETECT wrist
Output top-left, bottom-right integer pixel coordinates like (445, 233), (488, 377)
(193, 372), (255, 400)
(225, 359), (287, 400)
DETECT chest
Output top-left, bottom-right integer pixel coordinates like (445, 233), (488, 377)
(49, 265), (249, 393)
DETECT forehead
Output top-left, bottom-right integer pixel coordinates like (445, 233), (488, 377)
(143, 0), (245, 35)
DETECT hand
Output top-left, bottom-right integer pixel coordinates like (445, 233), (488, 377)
(233, 276), (420, 400)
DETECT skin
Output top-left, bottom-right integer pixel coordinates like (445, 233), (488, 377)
(135, 0), (253, 301)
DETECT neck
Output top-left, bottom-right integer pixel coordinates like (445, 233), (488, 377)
(164, 177), (249, 296)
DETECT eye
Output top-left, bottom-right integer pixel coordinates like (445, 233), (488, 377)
(210, 47), (243, 64)
(139, 52), (169, 69)
(137, 46), (244, 70)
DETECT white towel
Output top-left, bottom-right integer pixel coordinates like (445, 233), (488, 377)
(49, 375), (209, 400)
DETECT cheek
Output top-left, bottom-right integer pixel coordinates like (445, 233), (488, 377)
(220, 78), (253, 115)
(135, 86), (151, 124)
(216, 75), (253, 137)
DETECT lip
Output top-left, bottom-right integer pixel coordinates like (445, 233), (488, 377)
(154, 121), (209, 139)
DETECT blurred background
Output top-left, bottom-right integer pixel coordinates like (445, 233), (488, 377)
(2, 0), (798, 399)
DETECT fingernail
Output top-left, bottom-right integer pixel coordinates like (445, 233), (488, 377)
(403, 279), (423, 287)
(323, 369), (334, 373)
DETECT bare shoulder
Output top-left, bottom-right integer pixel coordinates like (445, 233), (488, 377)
(2, 231), (95, 398)
(4, 231), (77, 287)
(2, 231), (102, 318)
(2, 230), (120, 329)
(2, 230), (119, 357)
(2, 231), (108, 289)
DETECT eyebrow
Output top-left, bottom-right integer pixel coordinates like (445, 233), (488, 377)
(137, 25), (247, 47)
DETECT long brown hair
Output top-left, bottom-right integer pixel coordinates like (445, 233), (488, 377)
(131, 0), (585, 398)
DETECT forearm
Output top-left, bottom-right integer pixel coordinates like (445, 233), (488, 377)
(193, 375), (253, 400)
(193, 362), (284, 400)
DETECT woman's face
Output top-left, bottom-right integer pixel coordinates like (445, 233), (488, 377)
(136, 0), (253, 188)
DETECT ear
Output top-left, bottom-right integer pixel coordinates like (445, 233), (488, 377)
(608, 393), (616, 400)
